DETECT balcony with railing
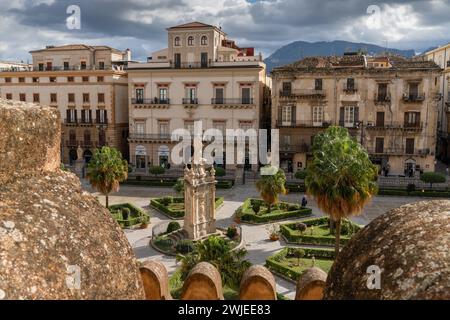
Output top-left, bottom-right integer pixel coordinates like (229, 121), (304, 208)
(280, 142), (311, 154)
(132, 98), (171, 106)
(37, 65), (114, 72)
(128, 133), (172, 142)
(402, 93), (425, 103)
(279, 89), (325, 100)
(276, 120), (331, 128)
(343, 84), (358, 94)
(366, 147), (407, 156)
(182, 98), (199, 105)
(374, 93), (391, 104)
(211, 98), (254, 106)
(367, 147), (430, 156)
(338, 121), (361, 129)
(366, 121), (423, 131)
(64, 118), (106, 126)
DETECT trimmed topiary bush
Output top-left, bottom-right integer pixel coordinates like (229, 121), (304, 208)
(214, 167), (226, 177)
(420, 172), (446, 189)
(295, 222), (307, 234)
(149, 165), (166, 177)
(109, 203), (150, 228)
(121, 207), (131, 221)
(236, 198), (313, 224)
(280, 217), (361, 246)
(167, 221), (181, 234)
(226, 225), (238, 239)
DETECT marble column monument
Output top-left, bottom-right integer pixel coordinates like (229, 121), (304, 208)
(183, 159), (217, 240)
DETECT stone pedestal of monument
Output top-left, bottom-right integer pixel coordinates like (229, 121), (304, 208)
(183, 160), (217, 240)
(73, 145), (85, 178)
(74, 159), (85, 178)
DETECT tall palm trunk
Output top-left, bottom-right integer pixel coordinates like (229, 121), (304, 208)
(334, 218), (341, 255)
(105, 194), (109, 208)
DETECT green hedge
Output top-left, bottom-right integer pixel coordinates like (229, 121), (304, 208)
(285, 183), (306, 193)
(216, 180), (234, 189)
(124, 179), (234, 189)
(151, 197), (225, 219)
(109, 203), (150, 228)
(236, 198), (312, 224)
(265, 258), (303, 281)
(265, 247), (335, 281)
(280, 217), (361, 246)
(123, 179), (177, 187)
(379, 189), (450, 197)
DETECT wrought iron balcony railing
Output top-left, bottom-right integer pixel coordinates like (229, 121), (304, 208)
(182, 98), (199, 105)
(276, 120), (331, 128)
(403, 94), (425, 102)
(132, 98), (171, 105)
(211, 98), (254, 105)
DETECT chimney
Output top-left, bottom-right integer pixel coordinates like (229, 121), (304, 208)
(125, 48), (131, 61)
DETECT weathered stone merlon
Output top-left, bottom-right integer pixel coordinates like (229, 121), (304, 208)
(0, 99), (60, 185)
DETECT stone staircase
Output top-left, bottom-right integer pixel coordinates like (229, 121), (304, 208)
(167, 229), (189, 245)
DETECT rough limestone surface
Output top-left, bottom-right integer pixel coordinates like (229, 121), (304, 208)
(0, 99), (60, 185)
(324, 201), (450, 300)
(296, 267), (327, 300)
(0, 100), (145, 300)
(239, 265), (277, 300)
(140, 261), (172, 300)
(181, 262), (224, 300)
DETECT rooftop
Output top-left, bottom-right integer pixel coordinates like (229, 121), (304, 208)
(272, 54), (441, 74)
(29, 44), (125, 54)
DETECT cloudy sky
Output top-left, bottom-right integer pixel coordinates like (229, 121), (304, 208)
(1, 0), (449, 62)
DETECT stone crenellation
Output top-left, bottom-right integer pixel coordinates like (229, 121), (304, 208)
(1, 99), (448, 300)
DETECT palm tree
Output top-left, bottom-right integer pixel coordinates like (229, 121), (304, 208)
(176, 236), (251, 289)
(86, 147), (128, 208)
(256, 166), (287, 213)
(305, 126), (378, 255)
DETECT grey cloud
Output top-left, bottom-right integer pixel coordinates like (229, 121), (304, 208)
(0, 0), (449, 62)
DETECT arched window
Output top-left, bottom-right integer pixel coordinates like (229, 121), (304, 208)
(174, 36), (181, 47)
(201, 36), (208, 46)
(187, 36), (194, 46)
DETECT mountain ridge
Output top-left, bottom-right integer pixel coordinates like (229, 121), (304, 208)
(264, 40), (416, 72)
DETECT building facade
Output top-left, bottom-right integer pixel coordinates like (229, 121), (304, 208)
(425, 43), (450, 162)
(0, 45), (131, 164)
(127, 22), (269, 173)
(271, 54), (441, 176)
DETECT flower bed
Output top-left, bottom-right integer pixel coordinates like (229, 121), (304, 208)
(265, 247), (335, 282)
(109, 203), (150, 228)
(280, 217), (362, 246)
(150, 197), (225, 219)
(235, 198), (312, 224)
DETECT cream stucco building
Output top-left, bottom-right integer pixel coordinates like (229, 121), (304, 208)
(0, 45), (131, 164)
(127, 22), (270, 173)
(271, 54), (441, 176)
(425, 43), (450, 162)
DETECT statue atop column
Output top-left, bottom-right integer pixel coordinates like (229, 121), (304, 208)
(183, 159), (217, 240)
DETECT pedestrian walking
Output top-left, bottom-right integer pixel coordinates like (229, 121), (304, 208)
(301, 196), (308, 208)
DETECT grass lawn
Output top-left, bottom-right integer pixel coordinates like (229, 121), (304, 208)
(279, 257), (334, 274)
(300, 224), (348, 238)
(167, 202), (185, 211)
